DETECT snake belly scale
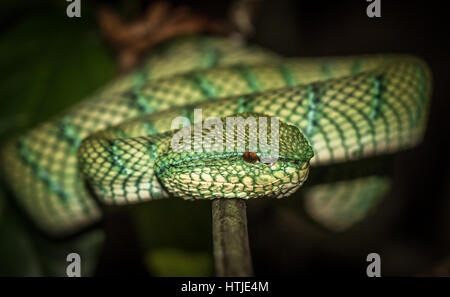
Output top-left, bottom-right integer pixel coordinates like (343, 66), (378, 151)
(0, 35), (432, 236)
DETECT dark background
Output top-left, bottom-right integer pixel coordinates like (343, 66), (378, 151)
(0, 0), (449, 276)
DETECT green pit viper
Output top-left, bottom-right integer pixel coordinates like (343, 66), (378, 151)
(0, 35), (432, 236)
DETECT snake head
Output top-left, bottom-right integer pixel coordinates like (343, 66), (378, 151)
(155, 112), (314, 200)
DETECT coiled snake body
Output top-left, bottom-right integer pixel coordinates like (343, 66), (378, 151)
(0, 35), (432, 236)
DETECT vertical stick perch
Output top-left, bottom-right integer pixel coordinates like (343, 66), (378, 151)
(212, 198), (253, 276)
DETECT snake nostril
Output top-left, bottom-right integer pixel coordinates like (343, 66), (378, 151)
(243, 150), (259, 163)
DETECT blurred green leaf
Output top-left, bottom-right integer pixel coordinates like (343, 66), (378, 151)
(131, 199), (212, 250)
(33, 228), (105, 277)
(0, 0), (115, 138)
(0, 192), (43, 276)
(0, 191), (105, 276)
(0, 0), (113, 276)
(0, 0), (212, 276)
(130, 199), (215, 276)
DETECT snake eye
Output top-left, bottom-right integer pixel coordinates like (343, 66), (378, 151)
(243, 150), (259, 163)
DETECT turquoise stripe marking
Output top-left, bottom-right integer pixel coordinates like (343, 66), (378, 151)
(143, 121), (156, 136)
(367, 71), (402, 146)
(136, 94), (153, 113)
(131, 138), (157, 202)
(280, 64), (297, 87)
(306, 85), (317, 136)
(369, 75), (382, 120)
(59, 117), (80, 147)
(236, 64), (261, 91)
(306, 117), (334, 162)
(108, 140), (130, 175)
(380, 93), (403, 146)
(99, 140), (131, 204)
(131, 70), (153, 114)
(199, 40), (222, 68)
(320, 97), (364, 160)
(191, 71), (217, 98)
(127, 89), (153, 114)
(17, 139), (74, 212)
(236, 96), (249, 114)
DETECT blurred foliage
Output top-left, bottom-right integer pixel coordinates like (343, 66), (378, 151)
(147, 248), (213, 276)
(0, 189), (42, 276)
(0, 0), (115, 138)
(130, 199), (215, 276)
(0, 185), (105, 276)
(0, 0), (215, 276)
(0, 0), (115, 276)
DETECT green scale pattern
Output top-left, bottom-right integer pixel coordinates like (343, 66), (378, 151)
(79, 112), (313, 203)
(1, 35), (432, 235)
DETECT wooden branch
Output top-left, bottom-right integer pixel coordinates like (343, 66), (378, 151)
(97, 2), (231, 72)
(212, 198), (253, 277)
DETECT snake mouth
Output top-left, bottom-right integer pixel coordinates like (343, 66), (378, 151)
(159, 163), (310, 200)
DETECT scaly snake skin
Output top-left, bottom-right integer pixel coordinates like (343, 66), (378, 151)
(0, 35), (432, 236)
